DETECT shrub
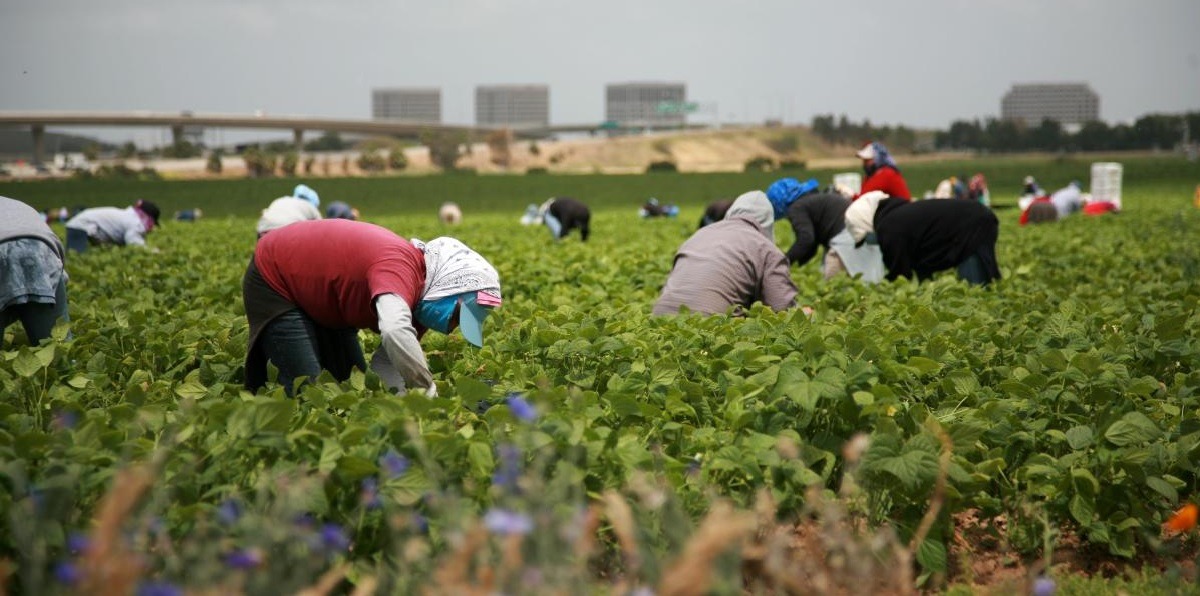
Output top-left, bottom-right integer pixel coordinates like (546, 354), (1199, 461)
(303, 156), (315, 175)
(744, 156), (777, 172)
(206, 151), (223, 174)
(779, 158), (807, 170)
(280, 152), (299, 177)
(388, 148), (408, 171)
(526, 166), (548, 175)
(357, 151), (387, 173)
(646, 160), (678, 173)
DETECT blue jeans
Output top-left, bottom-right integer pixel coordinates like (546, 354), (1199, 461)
(66, 228), (90, 253)
(259, 309), (365, 395)
(1, 276), (69, 346)
(957, 254), (991, 286)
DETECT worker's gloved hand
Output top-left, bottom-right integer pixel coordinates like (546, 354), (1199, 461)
(424, 383), (438, 398)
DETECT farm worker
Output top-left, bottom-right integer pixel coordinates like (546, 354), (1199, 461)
(653, 191), (799, 316)
(519, 204), (541, 225)
(539, 197), (591, 241)
(439, 202), (463, 225)
(640, 198), (679, 218)
(0, 196), (69, 346)
(174, 208), (203, 222)
(242, 219), (502, 396)
(1019, 196), (1058, 225)
(1022, 175), (1045, 198)
(698, 198), (733, 229)
(932, 177), (955, 199)
(256, 184), (322, 237)
(855, 142), (911, 201)
(1082, 201), (1120, 216)
(65, 199), (161, 253)
(767, 177), (884, 283)
(325, 201), (358, 220)
(968, 174), (990, 206)
(1049, 181), (1085, 219)
(845, 191), (1001, 286)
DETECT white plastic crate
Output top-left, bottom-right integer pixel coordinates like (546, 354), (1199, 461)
(1090, 162), (1123, 209)
(833, 172), (862, 196)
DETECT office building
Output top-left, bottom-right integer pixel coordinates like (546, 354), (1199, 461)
(372, 88), (442, 123)
(606, 82), (687, 128)
(1001, 83), (1099, 127)
(475, 85), (550, 128)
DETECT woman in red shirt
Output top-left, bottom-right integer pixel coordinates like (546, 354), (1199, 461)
(855, 141), (912, 201)
(242, 219), (502, 396)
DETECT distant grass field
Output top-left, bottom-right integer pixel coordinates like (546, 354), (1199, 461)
(1, 154), (1195, 219)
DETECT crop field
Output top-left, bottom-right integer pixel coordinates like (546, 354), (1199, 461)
(1, 155), (1198, 594)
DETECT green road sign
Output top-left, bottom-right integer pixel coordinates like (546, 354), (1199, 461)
(655, 101), (699, 114)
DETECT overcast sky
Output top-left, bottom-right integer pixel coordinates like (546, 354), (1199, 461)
(2, 0), (1198, 144)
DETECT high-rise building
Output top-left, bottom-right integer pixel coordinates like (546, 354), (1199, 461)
(372, 88), (442, 123)
(475, 85), (550, 128)
(606, 82), (687, 128)
(1001, 83), (1099, 127)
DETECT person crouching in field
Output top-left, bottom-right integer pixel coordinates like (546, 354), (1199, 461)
(1, 196), (69, 346)
(697, 198), (733, 229)
(845, 191), (1001, 286)
(653, 191), (800, 316)
(439, 202), (463, 225)
(326, 201), (359, 220)
(242, 219), (502, 396)
(256, 184), (322, 237)
(855, 141), (911, 201)
(540, 197), (590, 241)
(767, 177), (884, 283)
(65, 199), (161, 253)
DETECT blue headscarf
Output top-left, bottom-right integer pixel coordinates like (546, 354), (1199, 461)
(866, 142), (900, 173)
(765, 177), (820, 220)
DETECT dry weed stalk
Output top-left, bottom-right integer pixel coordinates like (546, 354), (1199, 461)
(427, 523), (491, 596)
(295, 563), (348, 596)
(78, 465), (153, 596)
(657, 501), (756, 596)
(602, 490), (642, 576)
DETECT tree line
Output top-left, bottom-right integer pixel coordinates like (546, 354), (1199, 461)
(811, 112), (1200, 153)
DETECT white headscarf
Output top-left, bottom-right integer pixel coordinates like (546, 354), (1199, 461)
(844, 190), (889, 243)
(725, 190), (775, 239)
(410, 237), (502, 302)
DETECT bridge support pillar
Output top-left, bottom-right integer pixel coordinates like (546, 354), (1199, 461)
(170, 125), (184, 146)
(293, 129), (304, 152)
(31, 124), (45, 165)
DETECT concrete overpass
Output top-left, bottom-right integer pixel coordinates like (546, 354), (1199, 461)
(0, 111), (705, 163)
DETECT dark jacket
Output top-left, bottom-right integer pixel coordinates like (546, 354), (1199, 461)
(549, 197), (590, 241)
(784, 192), (850, 266)
(874, 198), (1000, 282)
(698, 199), (733, 229)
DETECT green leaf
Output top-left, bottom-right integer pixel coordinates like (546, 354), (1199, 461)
(454, 376), (492, 402)
(916, 537), (947, 572)
(1104, 412), (1161, 446)
(12, 351), (43, 378)
(467, 441), (494, 480)
(382, 468), (434, 506)
(318, 439), (345, 474)
(1065, 426), (1094, 450)
(174, 381), (208, 400)
(1146, 476), (1178, 505)
(906, 356), (941, 375)
(1070, 493), (1095, 525)
(334, 455), (377, 482)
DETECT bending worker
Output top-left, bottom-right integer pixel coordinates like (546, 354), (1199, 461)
(767, 177), (884, 283)
(845, 191), (1001, 286)
(653, 191), (799, 316)
(1, 196), (69, 346)
(65, 199), (161, 252)
(242, 219), (502, 396)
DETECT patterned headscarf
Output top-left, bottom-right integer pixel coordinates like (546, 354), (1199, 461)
(411, 237), (502, 303)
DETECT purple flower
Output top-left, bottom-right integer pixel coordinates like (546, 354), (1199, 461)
(411, 513), (428, 534)
(293, 512), (316, 529)
(67, 532), (90, 555)
(506, 393), (538, 422)
(1033, 576), (1055, 596)
(216, 498), (241, 525)
(54, 561), (80, 585)
(483, 508), (533, 535)
(52, 410), (78, 431)
(360, 478), (381, 509)
(319, 523), (350, 552)
(379, 450), (410, 479)
(225, 548), (264, 569)
(492, 444), (522, 489)
(137, 582), (183, 596)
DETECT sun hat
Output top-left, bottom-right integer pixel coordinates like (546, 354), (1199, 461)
(458, 291), (501, 347)
(292, 184), (320, 208)
(855, 143), (877, 160)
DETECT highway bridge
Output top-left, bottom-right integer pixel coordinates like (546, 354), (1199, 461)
(0, 111), (697, 163)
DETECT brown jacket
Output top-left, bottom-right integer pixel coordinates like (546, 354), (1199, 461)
(653, 215), (798, 316)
